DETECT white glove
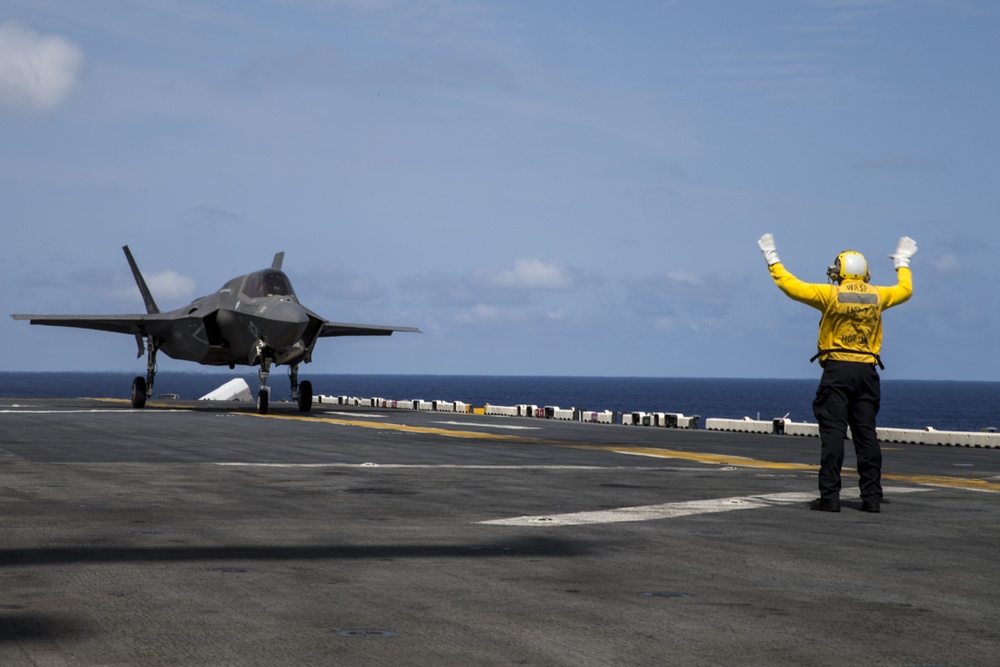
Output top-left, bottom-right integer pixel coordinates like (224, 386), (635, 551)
(890, 236), (918, 269)
(757, 233), (780, 266)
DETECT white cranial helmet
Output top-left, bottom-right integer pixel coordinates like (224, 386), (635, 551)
(827, 250), (870, 283)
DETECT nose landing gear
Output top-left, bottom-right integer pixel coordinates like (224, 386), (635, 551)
(256, 352), (273, 415)
(253, 354), (312, 415)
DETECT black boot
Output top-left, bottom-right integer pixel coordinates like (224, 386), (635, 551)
(809, 498), (841, 512)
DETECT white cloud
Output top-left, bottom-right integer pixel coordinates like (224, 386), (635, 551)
(447, 298), (574, 323)
(662, 270), (703, 286)
(401, 258), (582, 311)
(102, 269), (195, 306)
(473, 258), (574, 290)
(145, 271), (197, 302)
(0, 21), (83, 112)
(454, 304), (529, 323)
(930, 253), (962, 273)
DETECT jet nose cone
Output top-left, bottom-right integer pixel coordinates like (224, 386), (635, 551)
(263, 301), (310, 346)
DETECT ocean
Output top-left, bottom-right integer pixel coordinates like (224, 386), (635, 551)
(1, 372), (998, 433)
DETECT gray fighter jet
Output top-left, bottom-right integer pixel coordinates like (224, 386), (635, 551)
(11, 247), (420, 414)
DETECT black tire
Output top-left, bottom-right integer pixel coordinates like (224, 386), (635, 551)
(298, 380), (313, 413)
(257, 389), (269, 415)
(131, 376), (147, 409)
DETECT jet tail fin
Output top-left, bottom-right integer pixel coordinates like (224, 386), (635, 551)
(271, 251), (285, 270)
(122, 246), (160, 315)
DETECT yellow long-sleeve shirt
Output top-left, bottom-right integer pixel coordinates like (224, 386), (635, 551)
(768, 263), (912, 366)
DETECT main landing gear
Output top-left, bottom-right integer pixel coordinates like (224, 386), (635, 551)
(253, 353), (312, 415)
(130, 336), (159, 409)
(290, 365), (312, 414)
(127, 336), (314, 415)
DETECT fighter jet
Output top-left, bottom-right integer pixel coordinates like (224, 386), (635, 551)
(11, 247), (420, 414)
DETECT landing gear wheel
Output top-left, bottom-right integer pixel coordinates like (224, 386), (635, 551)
(256, 389), (269, 415)
(131, 376), (147, 409)
(298, 380), (313, 413)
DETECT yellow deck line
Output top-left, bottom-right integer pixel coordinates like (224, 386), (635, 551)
(252, 412), (1000, 493)
(39, 403), (1000, 493)
(881, 472), (1000, 493)
(585, 445), (817, 470)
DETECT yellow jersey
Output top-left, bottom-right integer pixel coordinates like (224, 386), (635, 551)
(768, 263), (912, 366)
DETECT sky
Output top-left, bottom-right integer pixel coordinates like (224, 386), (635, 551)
(2, 1), (998, 380)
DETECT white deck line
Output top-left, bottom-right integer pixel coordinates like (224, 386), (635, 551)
(479, 487), (930, 526)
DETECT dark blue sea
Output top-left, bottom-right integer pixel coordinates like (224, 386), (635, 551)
(1, 372), (998, 433)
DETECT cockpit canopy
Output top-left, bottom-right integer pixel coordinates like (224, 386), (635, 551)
(241, 270), (296, 298)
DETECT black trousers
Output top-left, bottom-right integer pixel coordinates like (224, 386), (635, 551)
(812, 360), (883, 503)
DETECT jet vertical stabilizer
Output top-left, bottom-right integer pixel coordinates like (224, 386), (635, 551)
(123, 245), (160, 314)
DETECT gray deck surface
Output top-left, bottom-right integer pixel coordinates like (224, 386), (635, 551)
(1, 398), (998, 666)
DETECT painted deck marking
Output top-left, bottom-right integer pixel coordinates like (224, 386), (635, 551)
(433, 421), (541, 431)
(0, 408), (188, 414)
(250, 413), (1000, 493)
(480, 487), (931, 527)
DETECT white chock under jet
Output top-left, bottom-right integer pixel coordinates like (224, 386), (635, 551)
(11, 247), (420, 414)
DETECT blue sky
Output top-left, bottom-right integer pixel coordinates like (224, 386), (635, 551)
(2, 1), (998, 380)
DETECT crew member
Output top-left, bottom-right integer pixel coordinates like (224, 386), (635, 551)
(756, 233), (917, 513)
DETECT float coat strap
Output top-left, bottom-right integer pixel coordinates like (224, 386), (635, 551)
(810, 349), (884, 370)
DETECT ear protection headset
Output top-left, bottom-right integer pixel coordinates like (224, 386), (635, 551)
(826, 250), (870, 283)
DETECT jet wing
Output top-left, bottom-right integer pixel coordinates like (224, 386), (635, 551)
(318, 321), (422, 338)
(10, 313), (169, 336)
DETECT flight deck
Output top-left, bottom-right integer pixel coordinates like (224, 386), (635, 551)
(1, 398), (998, 666)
